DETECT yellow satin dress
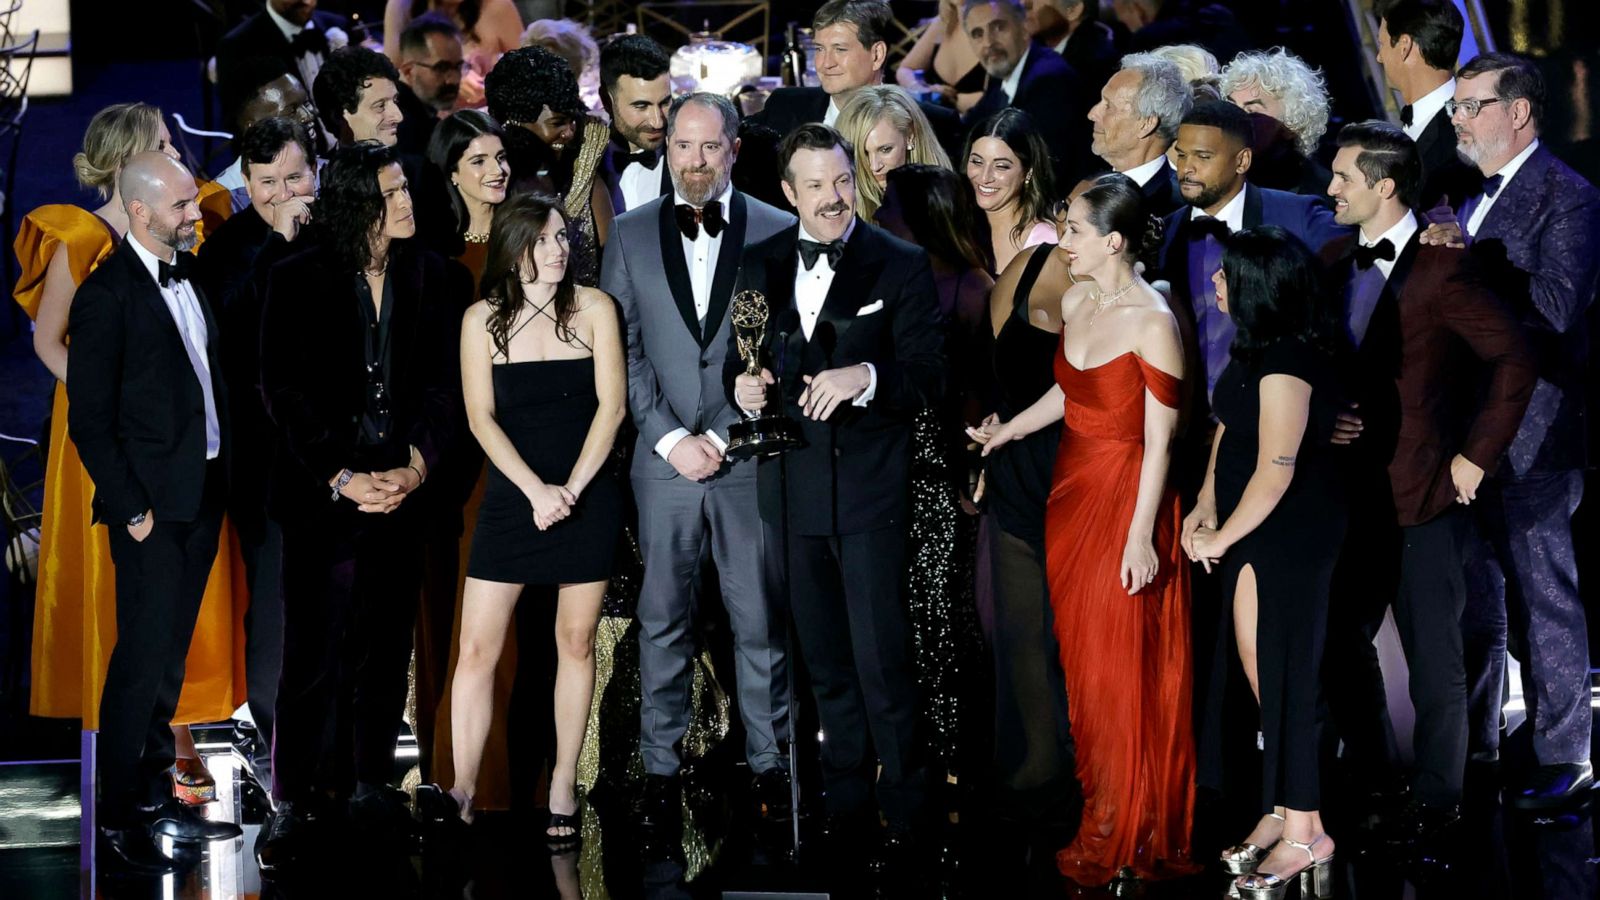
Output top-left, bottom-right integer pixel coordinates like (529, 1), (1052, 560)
(14, 204), (247, 730)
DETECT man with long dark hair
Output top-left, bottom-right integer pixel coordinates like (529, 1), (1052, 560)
(256, 141), (467, 869)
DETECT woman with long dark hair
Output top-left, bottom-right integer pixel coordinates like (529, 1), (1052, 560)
(964, 108), (1059, 275)
(872, 163), (991, 797)
(426, 108), (510, 285)
(1183, 226), (1345, 899)
(419, 193), (625, 848)
(974, 175), (1198, 887)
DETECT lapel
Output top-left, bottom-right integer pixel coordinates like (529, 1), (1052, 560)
(1474, 145), (1547, 242)
(1241, 182), (1264, 230)
(806, 88), (831, 123)
(761, 227), (803, 383)
(658, 161), (673, 198)
(122, 239), (194, 354)
(701, 191), (749, 348)
(815, 219), (886, 344)
(656, 198), (702, 340)
(1417, 110), (1452, 167)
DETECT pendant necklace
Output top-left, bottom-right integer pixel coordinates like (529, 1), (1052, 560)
(1088, 279), (1138, 326)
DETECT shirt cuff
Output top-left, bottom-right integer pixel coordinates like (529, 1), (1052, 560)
(704, 430), (728, 453)
(852, 363), (877, 408)
(654, 427), (691, 460)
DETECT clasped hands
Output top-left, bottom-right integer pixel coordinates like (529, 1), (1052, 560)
(338, 466), (422, 514)
(735, 364), (871, 421)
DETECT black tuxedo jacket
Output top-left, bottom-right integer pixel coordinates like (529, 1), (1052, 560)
(596, 135), (673, 216)
(1136, 157), (1185, 219)
(394, 81), (440, 161)
(1415, 106), (1481, 213)
(723, 220), (945, 535)
(964, 41), (1089, 188)
(215, 9), (346, 124)
(66, 239), (230, 525)
(1061, 21), (1119, 94)
(259, 241), (467, 523)
(754, 85), (966, 163)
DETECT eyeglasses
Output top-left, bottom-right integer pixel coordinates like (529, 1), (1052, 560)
(1445, 97), (1505, 119)
(412, 59), (469, 77)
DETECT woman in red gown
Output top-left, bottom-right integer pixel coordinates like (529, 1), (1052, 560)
(975, 175), (1199, 887)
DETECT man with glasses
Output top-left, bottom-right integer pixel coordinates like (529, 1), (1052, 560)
(395, 13), (466, 157)
(1424, 52), (1600, 812)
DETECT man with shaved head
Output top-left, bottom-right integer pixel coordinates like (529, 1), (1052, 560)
(68, 151), (241, 873)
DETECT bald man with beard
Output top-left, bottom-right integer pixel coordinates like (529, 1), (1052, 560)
(68, 153), (242, 874)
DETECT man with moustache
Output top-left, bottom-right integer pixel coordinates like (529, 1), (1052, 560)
(1318, 121), (1534, 840)
(1426, 53), (1600, 810)
(601, 92), (796, 839)
(255, 142), (465, 869)
(313, 47), (405, 148)
(1086, 51), (1192, 217)
(217, 0), (347, 129)
(725, 123), (943, 876)
(1373, 0), (1481, 212)
(394, 13), (464, 156)
(69, 152), (242, 873)
(598, 34), (674, 214)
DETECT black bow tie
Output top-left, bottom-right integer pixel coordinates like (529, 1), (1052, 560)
(288, 26), (328, 57)
(1400, 104), (1415, 128)
(620, 148), (659, 170)
(675, 201), (724, 240)
(1353, 238), (1396, 270)
(1189, 216), (1232, 242)
(799, 238), (844, 271)
(1481, 173), (1504, 198)
(157, 253), (195, 287)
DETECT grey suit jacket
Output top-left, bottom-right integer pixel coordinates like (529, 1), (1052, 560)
(602, 189), (795, 480)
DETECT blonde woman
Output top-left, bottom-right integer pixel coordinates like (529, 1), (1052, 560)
(836, 85), (953, 220)
(12, 103), (244, 807)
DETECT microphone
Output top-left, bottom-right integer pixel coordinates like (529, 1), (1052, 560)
(774, 307), (801, 390)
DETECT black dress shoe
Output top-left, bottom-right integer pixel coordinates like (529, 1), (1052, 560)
(639, 773), (683, 831)
(1509, 761), (1595, 810)
(751, 768), (793, 822)
(349, 785), (420, 847)
(98, 825), (179, 875)
(256, 801), (311, 872)
(1378, 797), (1460, 845)
(145, 798), (243, 843)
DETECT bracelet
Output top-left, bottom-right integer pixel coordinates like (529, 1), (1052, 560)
(407, 463), (425, 485)
(331, 468), (354, 501)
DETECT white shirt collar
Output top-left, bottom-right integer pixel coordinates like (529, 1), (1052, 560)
(1052, 36), (1070, 56)
(265, 1), (306, 40)
(127, 233), (177, 283)
(798, 217), (856, 252)
(823, 97), (842, 128)
(1192, 183), (1248, 233)
(1405, 77), (1455, 141)
(1001, 45), (1031, 102)
(1361, 208), (1418, 250)
(1123, 154), (1168, 187)
(1487, 136), (1540, 184)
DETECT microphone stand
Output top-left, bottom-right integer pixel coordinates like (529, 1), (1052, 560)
(772, 324), (803, 864)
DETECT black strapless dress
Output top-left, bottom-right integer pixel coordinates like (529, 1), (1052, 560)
(468, 357), (622, 585)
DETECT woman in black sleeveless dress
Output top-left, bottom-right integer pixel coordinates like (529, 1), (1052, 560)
(1183, 228), (1346, 898)
(419, 193), (627, 845)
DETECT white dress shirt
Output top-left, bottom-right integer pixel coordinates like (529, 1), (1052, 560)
(1467, 138), (1540, 238)
(823, 97), (842, 128)
(1403, 78), (1455, 142)
(1001, 45), (1031, 103)
(617, 150), (665, 213)
(654, 184), (736, 461)
(1361, 209), (1420, 283)
(127, 237), (221, 459)
(266, 2), (324, 97)
(1122, 154), (1168, 188)
(795, 219), (875, 406)
(1192, 183), (1248, 233)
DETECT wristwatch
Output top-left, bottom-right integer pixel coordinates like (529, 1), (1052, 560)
(331, 468), (355, 501)
(126, 512), (147, 528)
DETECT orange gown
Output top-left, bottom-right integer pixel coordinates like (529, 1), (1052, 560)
(1044, 346), (1199, 886)
(14, 204), (247, 730)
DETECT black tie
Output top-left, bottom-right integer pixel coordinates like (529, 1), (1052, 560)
(1481, 173), (1504, 198)
(675, 201), (724, 240)
(799, 239), (844, 271)
(288, 27), (328, 57)
(1352, 238), (1396, 270)
(1400, 104), (1414, 128)
(1190, 216), (1232, 243)
(622, 148), (659, 170)
(157, 253), (195, 287)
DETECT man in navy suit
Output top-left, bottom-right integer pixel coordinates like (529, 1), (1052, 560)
(1429, 53), (1600, 809)
(963, 0), (1090, 188)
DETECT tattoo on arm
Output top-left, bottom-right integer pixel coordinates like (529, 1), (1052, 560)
(1271, 455), (1297, 468)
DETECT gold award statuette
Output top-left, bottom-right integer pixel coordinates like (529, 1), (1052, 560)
(725, 290), (801, 460)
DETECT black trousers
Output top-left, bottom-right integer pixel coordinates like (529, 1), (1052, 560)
(99, 463), (224, 827)
(271, 510), (423, 803)
(770, 522), (927, 826)
(235, 512), (283, 755)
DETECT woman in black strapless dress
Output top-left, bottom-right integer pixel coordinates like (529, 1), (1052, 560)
(418, 193), (626, 845)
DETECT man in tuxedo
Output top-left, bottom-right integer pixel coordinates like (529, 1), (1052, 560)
(193, 117), (319, 786)
(1319, 121), (1535, 839)
(394, 13), (465, 157)
(1437, 53), (1600, 809)
(963, 0), (1089, 188)
(725, 124), (943, 869)
(217, 0), (346, 129)
(313, 47), (405, 148)
(602, 92), (797, 837)
(1375, 0), (1482, 212)
(1025, 0), (1119, 91)
(597, 34), (674, 215)
(256, 142), (466, 869)
(68, 153), (243, 873)
(1086, 52), (1192, 216)
(752, 1), (963, 160)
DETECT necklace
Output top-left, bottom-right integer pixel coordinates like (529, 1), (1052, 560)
(1088, 279), (1138, 326)
(464, 230), (490, 244)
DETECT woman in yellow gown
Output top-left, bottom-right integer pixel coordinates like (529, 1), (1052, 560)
(13, 102), (246, 802)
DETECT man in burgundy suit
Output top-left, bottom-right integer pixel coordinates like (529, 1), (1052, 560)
(1321, 120), (1535, 840)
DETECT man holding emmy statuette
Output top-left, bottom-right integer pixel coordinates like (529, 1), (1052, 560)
(600, 92), (796, 839)
(724, 123), (945, 874)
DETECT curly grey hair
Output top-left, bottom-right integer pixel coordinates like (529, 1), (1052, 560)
(1220, 47), (1330, 157)
(1117, 52), (1194, 144)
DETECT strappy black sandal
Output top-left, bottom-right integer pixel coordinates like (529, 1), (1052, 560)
(546, 808), (582, 851)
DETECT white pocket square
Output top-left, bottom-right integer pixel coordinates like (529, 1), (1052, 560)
(856, 299), (884, 316)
